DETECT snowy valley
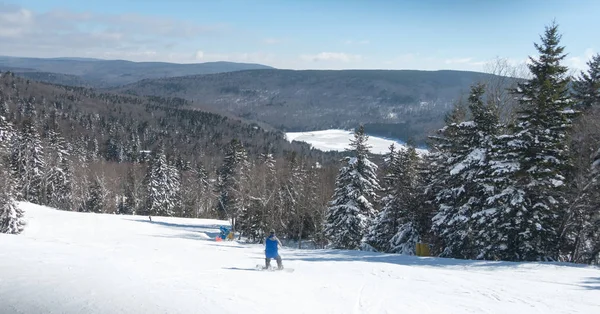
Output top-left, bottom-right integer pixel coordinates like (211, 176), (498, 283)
(285, 129), (429, 155)
(1, 203), (599, 314)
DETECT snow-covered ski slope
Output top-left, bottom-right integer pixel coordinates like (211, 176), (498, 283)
(1, 203), (599, 314)
(286, 129), (428, 155)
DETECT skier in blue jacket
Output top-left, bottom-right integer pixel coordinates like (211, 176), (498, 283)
(265, 230), (283, 270)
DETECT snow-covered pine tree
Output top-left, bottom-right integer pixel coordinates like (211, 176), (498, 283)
(420, 103), (468, 254)
(430, 83), (500, 259)
(0, 113), (25, 234)
(324, 125), (381, 250)
(11, 118), (46, 205)
(143, 147), (181, 217)
(195, 162), (212, 216)
(83, 175), (109, 213)
(0, 164), (24, 234)
(572, 53), (600, 109)
(578, 147), (600, 264)
(388, 144), (424, 254)
(366, 144), (401, 252)
(45, 129), (73, 210)
(489, 22), (575, 261)
(215, 139), (249, 230)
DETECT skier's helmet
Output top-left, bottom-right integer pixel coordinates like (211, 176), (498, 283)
(270, 229), (275, 235)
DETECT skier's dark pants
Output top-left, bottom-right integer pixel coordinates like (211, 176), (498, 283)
(265, 255), (282, 269)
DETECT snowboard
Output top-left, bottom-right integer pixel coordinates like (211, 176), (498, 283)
(255, 264), (295, 273)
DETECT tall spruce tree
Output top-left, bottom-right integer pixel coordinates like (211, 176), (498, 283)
(389, 145), (424, 254)
(578, 147), (600, 264)
(572, 53), (600, 109)
(144, 148), (181, 217)
(84, 175), (109, 213)
(11, 118), (46, 204)
(45, 129), (73, 210)
(432, 83), (501, 259)
(0, 114), (25, 234)
(486, 22), (574, 261)
(324, 125), (381, 249)
(366, 144), (401, 252)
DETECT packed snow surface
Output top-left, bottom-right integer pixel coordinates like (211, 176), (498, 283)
(286, 129), (428, 155)
(1, 203), (599, 314)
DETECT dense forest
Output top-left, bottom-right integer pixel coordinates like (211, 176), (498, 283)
(2, 22), (599, 263)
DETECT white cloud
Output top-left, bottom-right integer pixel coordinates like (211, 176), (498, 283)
(0, 4), (227, 61)
(0, 5), (34, 38)
(300, 52), (362, 63)
(195, 50), (205, 60)
(567, 48), (596, 71)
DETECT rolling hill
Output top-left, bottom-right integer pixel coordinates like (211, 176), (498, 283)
(112, 69), (510, 143)
(0, 56), (274, 88)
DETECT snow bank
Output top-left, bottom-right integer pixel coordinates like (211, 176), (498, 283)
(1, 202), (599, 314)
(286, 129), (428, 155)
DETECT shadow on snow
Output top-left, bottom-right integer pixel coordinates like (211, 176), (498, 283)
(282, 249), (600, 271)
(125, 218), (600, 273)
(125, 218), (223, 239)
(580, 277), (600, 290)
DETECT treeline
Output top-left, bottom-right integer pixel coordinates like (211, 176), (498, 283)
(2, 22), (599, 265)
(0, 72), (338, 245)
(324, 23), (600, 264)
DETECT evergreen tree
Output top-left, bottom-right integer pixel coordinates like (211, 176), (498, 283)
(572, 53), (600, 109)
(0, 114), (25, 234)
(45, 129), (73, 210)
(432, 83), (500, 259)
(389, 145), (424, 254)
(324, 125), (381, 249)
(83, 175), (109, 213)
(366, 144), (401, 252)
(0, 166), (24, 234)
(195, 162), (212, 216)
(11, 118), (46, 204)
(485, 22), (574, 261)
(143, 148), (181, 217)
(215, 139), (249, 230)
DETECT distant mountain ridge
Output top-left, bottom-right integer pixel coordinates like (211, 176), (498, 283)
(111, 69), (510, 143)
(0, 56), (274, 87)
(1, 57), (516, 144)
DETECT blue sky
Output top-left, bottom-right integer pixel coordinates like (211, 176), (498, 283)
(1, 0), (598, 71)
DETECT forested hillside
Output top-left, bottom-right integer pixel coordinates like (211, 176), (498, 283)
(0, 56), (274, 88)
(2, 22), (599, 264)
(112, 69), (512, 143)
(0, 73), (342, 244)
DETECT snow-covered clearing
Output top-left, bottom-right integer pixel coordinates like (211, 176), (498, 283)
(1, 203), (599, 314)
(286, 129), (428, 155)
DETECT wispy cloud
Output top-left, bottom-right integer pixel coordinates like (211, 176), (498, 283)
(300, 52), (362, 63)
(567, 48), (596, 72)
(0, 4), (227, 60)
